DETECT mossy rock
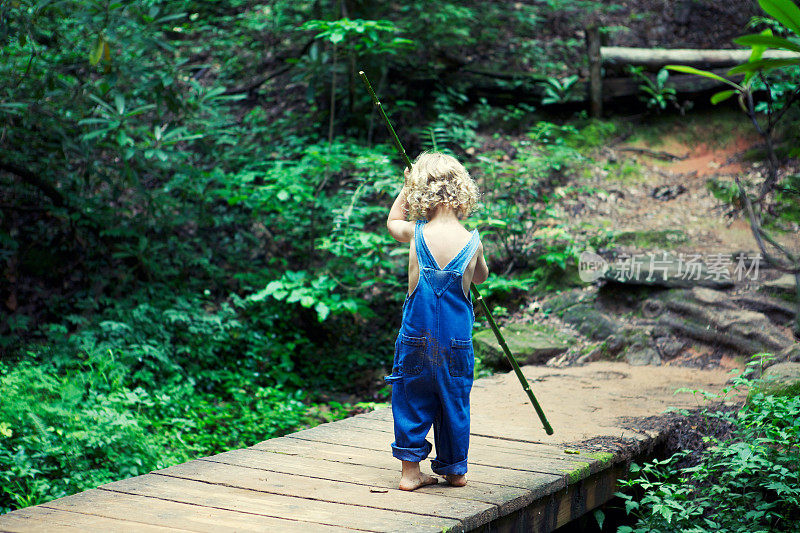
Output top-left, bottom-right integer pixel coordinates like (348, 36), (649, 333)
(474, 323), (577, 368)
(561, 304), (623, 341)
(759, 274), (799, 302)
(617, 326), (661, 365)
(754, 362), (800, 397)
(541, 288), (595, 314)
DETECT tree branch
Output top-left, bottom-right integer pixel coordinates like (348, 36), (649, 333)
(0, 161), (67, 208)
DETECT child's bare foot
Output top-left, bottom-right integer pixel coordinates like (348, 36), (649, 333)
(444, 474), (467, 487)
(399, 460), (438, 491)
(399, 471), (438, 491)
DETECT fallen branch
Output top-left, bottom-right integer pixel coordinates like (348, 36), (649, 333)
(601, 46), (798, 70)
(616, 147), (688, 161)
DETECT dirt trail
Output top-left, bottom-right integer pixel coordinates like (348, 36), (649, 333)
(570, 122), (800, 258)
(471, 361), (739, 451)
(502, 112), (799, 375)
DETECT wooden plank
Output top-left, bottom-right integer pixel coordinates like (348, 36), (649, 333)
(293, 420), (603, 473)
(99, 473), (462, 533)
(249, 437), (564, 497)
(283, 424), (599, 481)
(39, 488), (352, 533)
(334, 415), (604, 463)
(0, 505), (177, 533)
(150, 458), (495, 530)
(200, 447), (536, 516)
(491, 462), (628, 532)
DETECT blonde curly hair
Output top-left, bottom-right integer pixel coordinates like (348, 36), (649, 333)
(403, 151), (479, 220)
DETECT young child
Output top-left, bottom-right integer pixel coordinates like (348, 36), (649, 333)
(385, 151), (489, 491)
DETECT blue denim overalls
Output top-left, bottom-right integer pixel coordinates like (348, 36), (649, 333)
(385, 220), (481, 476)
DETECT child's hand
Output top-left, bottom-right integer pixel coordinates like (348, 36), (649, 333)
(403, 167), (411, 187)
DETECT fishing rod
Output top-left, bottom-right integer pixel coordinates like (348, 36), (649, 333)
(359, 70), (554, 435)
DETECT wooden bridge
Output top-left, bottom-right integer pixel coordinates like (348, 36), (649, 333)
(0, 361), (733, 532)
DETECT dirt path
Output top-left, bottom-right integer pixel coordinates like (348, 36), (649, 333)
(471, 361), (738, 451)
(568, 112), (800, 258)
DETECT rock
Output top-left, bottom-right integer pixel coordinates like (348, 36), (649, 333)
(473, 323), (576, 368)
(651, 184), (686, 201)
(731, 293), (797, 325)
(762, 273), (797, 294)
(602, 251), (735, 289)
(617, 325), (661, 366)
(625, 346), (661, 366)
(656, 287), (794, 356)
(655, 335), (686, 359)
(541, 288), (593, 314)
(779, 343), (800, 363)
(757, 362), (800, 396)
(576, 347), (602, 365)
(541, 289), (623, 342)
(605, 334), (625, 355)
(761, 344), (800, 369)
(642, 298), (665, 318)
(561, 304), (623, 341)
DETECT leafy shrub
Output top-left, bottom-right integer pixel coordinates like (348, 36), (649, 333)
(617, 363), (800, 532)
(0, 293), (339, 514)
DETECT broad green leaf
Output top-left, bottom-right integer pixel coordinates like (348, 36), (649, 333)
(286, 289), (303, 304)
(264, 280), (284, 294)
(315, 302), (330, 321)
(81, 128), (110, 141)
(759, 0), (800, 36)
(89, 34), (104, 65)
(741, 29), (774, 84)
(727, 57), (800, 74)
(593, 509), (605, 530)
(734, 33), (800, 53)
(663, 65), (742, 90)
(710, 90), (736, 104)
(114, 95), (125, 115)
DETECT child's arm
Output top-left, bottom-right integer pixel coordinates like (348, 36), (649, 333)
(386, 188), (414, 242)
(472, 243), (489, 284)
(386, 169), (414, 242)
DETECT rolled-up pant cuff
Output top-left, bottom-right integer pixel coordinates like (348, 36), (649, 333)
(431, 457), (468, 475)
(391, 439), (433, 462)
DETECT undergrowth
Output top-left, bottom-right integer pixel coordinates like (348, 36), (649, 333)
(615, 357), (800, 533)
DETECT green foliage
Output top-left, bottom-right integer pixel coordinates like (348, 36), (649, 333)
(0, 0), (667, 517)
(617, 362), (800, 533)
(706, 177), (743, 205)
(539, 75), (580, 105)
(0, 290), (362, 514)
(774, 173), (800, 223)
(415, 89), (480, 153)
(472, 98), (537, 133)
(628, 66), (684, 113)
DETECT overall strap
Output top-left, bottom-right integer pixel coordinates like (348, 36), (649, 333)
(414, 220), (439, 270)
(449, 230), (481, 275)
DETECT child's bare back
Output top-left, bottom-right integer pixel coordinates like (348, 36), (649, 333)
(407, 213), (486, 298)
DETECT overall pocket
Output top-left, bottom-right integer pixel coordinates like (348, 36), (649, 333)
(449, 338), (474, 378)
(398, 333), (426, 375)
